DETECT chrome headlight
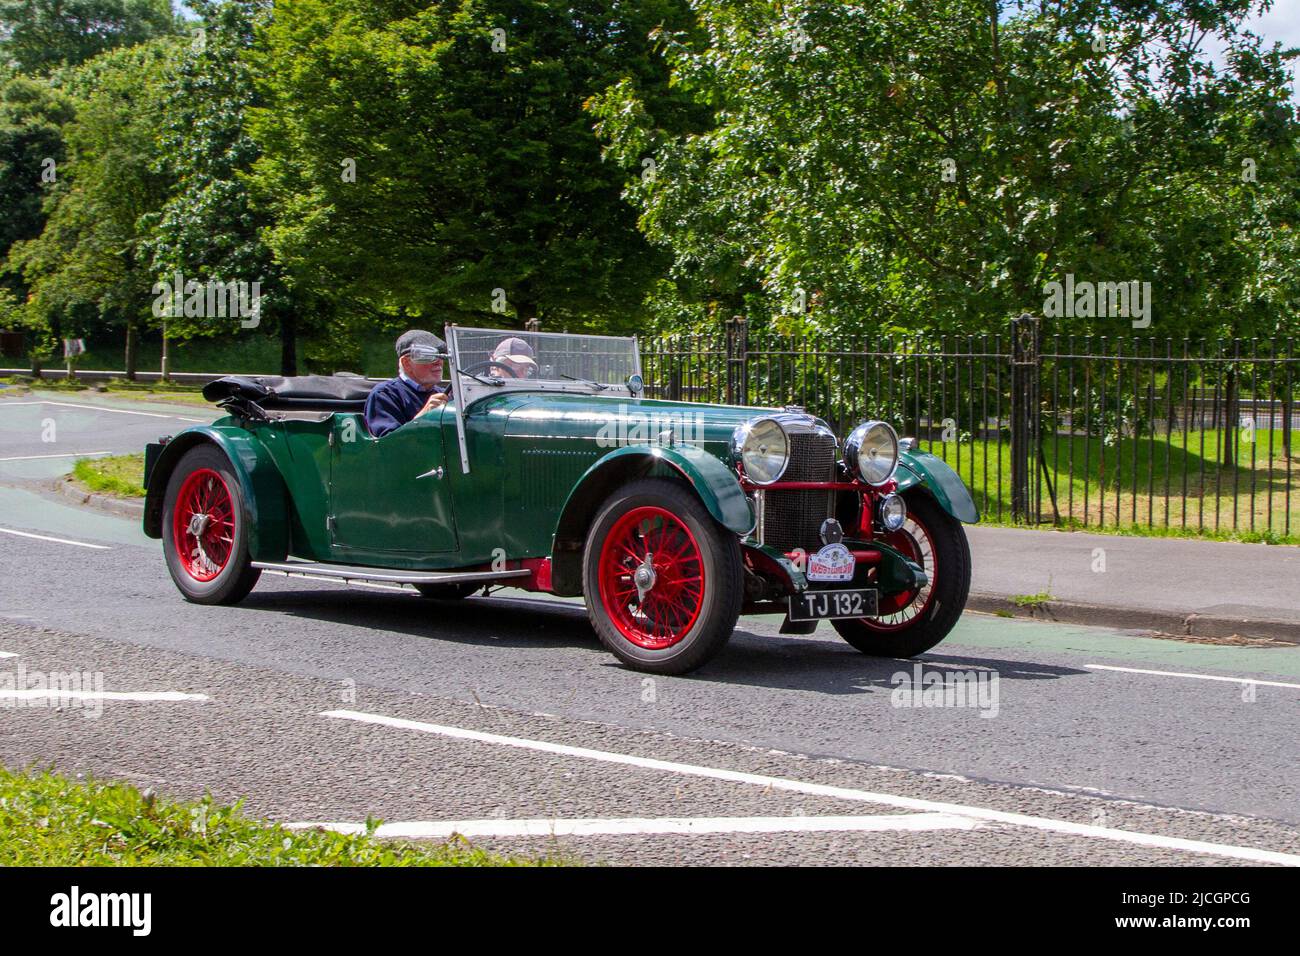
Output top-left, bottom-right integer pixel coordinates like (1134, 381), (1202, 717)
(844, 420), (899, 485)
(877, 492), (906, 531)
(731, 418), (790, 485)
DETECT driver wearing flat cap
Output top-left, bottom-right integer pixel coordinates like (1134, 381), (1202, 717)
(364, 330), (450, 437)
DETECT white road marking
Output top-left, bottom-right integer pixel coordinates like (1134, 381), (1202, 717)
(0, 400), (204, 422)
(1087, 664), (1300, 691)
(287, 813), (981, 839)
(0, 527), (110, 550)
(322, 709), (1300, 866)
(0, 651), (17, 659)
(0, 451), (111, 462)
(0, 690), (208, 703)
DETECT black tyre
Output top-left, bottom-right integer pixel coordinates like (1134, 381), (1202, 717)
(161, 444), (261, 605)
(831, 490), (970, 657)
(414, 582), (481, 600)
(582, 478), (743, 675)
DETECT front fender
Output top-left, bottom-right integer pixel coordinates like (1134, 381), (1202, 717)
(142, 424), (289, 561)
(896, 448), (980, 524)
(564, 444), (754, 536)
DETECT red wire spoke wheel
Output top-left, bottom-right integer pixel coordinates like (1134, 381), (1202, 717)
(171, 468), (235, 582)
(597, 506), (705, 650)
(583, 478), (743, 675)
(161, 444), (261, 605)
(862, 514), (936, 630)
(832, 490), (970, 658)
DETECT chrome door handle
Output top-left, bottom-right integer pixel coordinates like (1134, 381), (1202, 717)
(416, 466), (444, 480)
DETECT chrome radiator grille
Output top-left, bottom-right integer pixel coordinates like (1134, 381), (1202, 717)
(760, 431), (837, 553)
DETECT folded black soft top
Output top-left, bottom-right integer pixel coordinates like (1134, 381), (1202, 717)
(202, 374), (376, 411)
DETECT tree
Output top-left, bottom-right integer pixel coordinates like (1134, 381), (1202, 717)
(249, 0), (701, 336)
(7, 39), (178, 378)
(0, 70), (72, 300)
(591, 0), (1300, 339)
(0, 0), (177, 73)
(146, 0), (308, 375)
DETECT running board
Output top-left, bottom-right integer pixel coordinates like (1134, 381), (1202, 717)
(251, 560), (532, 587)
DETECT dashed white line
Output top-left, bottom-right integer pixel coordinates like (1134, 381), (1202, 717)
(0, 400), (204, 422)
(0, 690), (208, 703)
(0, 527), (110, 550)
(322, 709), (1300, 866)
(1087, 664), (1300, 691)
(0, 651), (17, 659)
(0, 451), (111, 462)
(287, 813), (981, 839)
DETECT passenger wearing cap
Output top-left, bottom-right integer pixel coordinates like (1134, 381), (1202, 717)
(363, 330), (451, 438)
(491, 337), (538, 378)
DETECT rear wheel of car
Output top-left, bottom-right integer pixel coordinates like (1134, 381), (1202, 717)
(161, 444), (261, 605)
(414, 582), (481, 600)
(831, 490), (970, 658)
(582, 478), (743, 675)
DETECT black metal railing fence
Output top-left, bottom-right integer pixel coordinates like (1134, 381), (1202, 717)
(641, 316), (1298, 540)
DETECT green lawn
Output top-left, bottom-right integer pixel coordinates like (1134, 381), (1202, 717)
(928, 428), (1300, 544)
(72, 453), (146, 498)
(0, 767), (563, 866)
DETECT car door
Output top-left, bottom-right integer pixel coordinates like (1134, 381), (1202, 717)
(328, 409), (459, 556)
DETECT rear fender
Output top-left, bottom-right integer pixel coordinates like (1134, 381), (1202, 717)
(142, 425), (289, 561)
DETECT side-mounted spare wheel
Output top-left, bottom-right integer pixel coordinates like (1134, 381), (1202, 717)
(582, 477), (743, 675)
(161, 444), (261, 605)
(832, 488), (971, 657)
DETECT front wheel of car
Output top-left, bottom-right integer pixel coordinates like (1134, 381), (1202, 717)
(582, 478), (743, 675)
(161, 444), (261, 605)
(832, 490), (970, 658)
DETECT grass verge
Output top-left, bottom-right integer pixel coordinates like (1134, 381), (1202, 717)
(71, 454), (146, 498)
(0, 767), (562, 866)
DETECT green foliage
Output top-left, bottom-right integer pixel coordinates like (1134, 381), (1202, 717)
(0, 0), (178, 73)
(0, 72), (72, 288)
(249, 0), (697, 334)
(7, 39), (179, 370)
(0, 766), (561, 865)
(593, 0), (1300, 338)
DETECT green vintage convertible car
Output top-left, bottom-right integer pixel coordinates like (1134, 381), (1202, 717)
(142, 327), (977, 674)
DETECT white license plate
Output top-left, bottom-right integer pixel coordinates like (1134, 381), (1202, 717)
(788, 588), (878, 621)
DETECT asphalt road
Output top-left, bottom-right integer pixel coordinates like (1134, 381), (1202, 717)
(0, 390), (1297, 865)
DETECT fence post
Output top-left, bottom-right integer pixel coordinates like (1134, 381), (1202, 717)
(726, 315), (747, 405)
(1010, 313), (1040, 523)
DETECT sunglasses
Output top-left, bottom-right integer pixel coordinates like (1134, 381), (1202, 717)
(404, 344), (446, 364)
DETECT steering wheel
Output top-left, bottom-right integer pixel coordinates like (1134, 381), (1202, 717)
(461, 359), (529, 379)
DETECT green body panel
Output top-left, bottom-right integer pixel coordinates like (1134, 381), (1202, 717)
(561, 444), (754, 537)
(144, 389), (975, 583)
(142, 424), (290, 562)
(896, 448), (980, 523)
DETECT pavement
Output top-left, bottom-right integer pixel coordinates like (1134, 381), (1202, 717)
(967, 526), (1300, 642)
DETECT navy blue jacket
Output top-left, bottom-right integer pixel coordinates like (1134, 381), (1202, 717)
(364, 376), (448, 437)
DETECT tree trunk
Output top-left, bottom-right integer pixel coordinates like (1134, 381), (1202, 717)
(124, 320), (137, 381)
(279, 312), (297, 376)
(1221, 367), (1237, 468)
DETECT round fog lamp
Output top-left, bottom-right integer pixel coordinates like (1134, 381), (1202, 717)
(878, 493), (906, 532)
